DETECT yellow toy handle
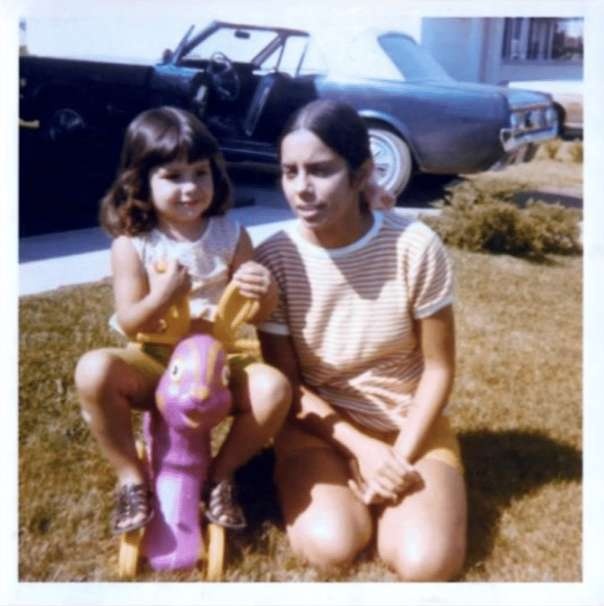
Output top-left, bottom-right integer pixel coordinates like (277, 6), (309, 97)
(135, 268), (260, 349)
(135, 299), (190, 345)
(212, 281), (260, 351)
(135, 261), (191, 345)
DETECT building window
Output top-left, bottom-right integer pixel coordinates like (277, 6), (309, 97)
(502, 18), (583, 62)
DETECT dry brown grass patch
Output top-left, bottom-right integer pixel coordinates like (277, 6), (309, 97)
(19, 246), (581, 582)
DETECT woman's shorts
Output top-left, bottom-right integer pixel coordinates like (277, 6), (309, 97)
(274, 413), (463, 475)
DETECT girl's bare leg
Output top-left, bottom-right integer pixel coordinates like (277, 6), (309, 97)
(376, 458), (467, 581)
(274, 428), (373, 570)
(74, 349), (156, 488)
(210, 362), (291, 482)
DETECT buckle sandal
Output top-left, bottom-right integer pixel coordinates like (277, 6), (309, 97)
(204, 479), (247, 530)
(112, 483), (154, 535)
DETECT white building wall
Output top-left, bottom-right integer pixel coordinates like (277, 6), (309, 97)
(420, 17), (583, 85)
(420, 18), (486, 82)
(480, 19), (505, 83)
(495, 58), (582, 84)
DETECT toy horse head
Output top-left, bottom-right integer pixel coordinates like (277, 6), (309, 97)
(155, 334), (232, 432)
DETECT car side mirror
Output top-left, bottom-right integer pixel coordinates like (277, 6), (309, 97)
(162, 49), (174, 63)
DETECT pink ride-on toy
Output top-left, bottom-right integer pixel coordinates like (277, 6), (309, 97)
(117, 281), (260, 580)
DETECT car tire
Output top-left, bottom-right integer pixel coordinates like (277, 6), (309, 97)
(40, 103), (89, 143)
(367, 125), (413, 198)
(553, 103), (566, 138)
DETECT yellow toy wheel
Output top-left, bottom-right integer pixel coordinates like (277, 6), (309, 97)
(117, 440), (148, 579)
(118, 528), (143, 579)
(205, 523), (226, 581)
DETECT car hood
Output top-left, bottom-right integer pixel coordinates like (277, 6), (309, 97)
(419, 79), (552, 109)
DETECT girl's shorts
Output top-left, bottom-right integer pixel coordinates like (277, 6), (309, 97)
(103, 341), (257, 386)
(274, 413), (464, 476)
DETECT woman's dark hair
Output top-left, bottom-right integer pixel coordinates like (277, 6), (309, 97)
(279, 100), (372, 209)
(100, 106), (232, 236)
(280, 99), (372, 173)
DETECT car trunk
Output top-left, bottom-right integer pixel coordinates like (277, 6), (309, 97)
(419, 79), (552, 109)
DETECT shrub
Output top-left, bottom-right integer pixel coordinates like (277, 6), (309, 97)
(424, 182), (582, 258)
(535, 139), (562, 160)
(519, 199), (583, 255)
(534, 138), (583, 163)
(571, 142), (583, 163)
(565, 140), (583, 164)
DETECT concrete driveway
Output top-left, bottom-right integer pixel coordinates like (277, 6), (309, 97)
(19, 204), (295, 297)
(19, 165), (440, 296)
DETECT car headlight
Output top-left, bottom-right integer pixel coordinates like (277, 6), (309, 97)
(528, 108), (546, 129)
(545, 107), (558, 127)
(510, 111), (523, 130)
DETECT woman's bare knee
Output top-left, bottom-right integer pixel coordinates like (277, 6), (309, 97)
(386, 538), (465, 581)
(289, 507), (372, 569)
(378, 459), (467, 581)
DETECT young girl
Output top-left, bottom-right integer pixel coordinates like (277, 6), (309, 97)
(75, 106), (291, 534)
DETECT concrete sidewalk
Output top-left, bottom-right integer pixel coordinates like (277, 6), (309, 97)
(19, 204), (433, 297)
(19, 206), (296, 296)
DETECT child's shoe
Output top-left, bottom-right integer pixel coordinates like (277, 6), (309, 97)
(204, 478), (247, 530)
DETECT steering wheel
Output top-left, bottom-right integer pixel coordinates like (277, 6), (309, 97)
(206, 52), (241, 102)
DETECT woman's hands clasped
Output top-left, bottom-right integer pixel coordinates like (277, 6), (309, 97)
(348, 436), (422, 506)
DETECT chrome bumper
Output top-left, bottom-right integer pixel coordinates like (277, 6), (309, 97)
(499, 124), (558, 152)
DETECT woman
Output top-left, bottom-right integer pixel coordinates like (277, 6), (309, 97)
(255, 99), (467, 581)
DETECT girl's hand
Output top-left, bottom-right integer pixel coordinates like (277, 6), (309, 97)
(348, 437), (422, 505)
(147, 259), (191, 306)
(232, 261), (277, 301)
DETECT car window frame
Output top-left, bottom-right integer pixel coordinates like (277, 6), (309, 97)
(258, 33), (317, 77)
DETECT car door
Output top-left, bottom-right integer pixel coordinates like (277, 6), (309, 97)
(148, 63), (207, 114)
(177, 26), (281, 131)
(242, 33), (321, 143)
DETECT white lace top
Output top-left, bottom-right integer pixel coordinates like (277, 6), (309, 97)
(135, 216), (241, 320)
(110, 216), (241, 334)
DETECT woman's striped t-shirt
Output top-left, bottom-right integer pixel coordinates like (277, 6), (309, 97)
(254, 210), (454, 432)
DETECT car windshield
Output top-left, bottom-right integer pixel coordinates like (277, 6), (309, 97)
(180, 24), (453, 82)
(182, 26), (279, 63)
(378, 33), (452, 81)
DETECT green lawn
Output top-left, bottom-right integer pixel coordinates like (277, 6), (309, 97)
(18, 247), (582, 582)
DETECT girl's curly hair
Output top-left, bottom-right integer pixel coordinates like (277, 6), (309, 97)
(100, 106), (233, 237)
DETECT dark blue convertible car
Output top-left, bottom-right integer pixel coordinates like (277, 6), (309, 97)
(167, 21), (558, 195)
(20, 20), (559, 197)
